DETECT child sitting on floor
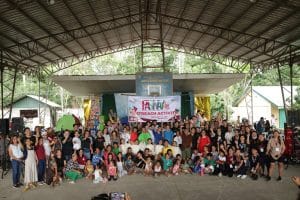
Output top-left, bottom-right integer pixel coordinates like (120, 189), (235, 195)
(144, 156), (153, 176)
(193, 156), (204, 176)
(172, 159), (181, 175)
(85, 160), (94, 180)
(181, 159), (193, 174)
(116, 152), (127, 177)
(154, 161), (162, 177)
(107, 153), (118, 181)
(203, 153), (216, 175)
(93, 164), (107, 184)
(162, 152), (173, 177)
(125, 154), (135, 175)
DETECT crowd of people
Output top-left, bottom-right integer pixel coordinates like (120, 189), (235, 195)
(3, 112), (291, 192)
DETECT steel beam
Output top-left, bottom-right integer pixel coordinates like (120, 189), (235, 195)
(232, 9), (299, 59)
(214, 1), (284, 55)
(87, 0), (113, 51)
(180, 0), (210, 48)
(8, 67), (17, 122)
(4, 0), (73, 60)
(190, 0), (234, 51)
(36, 1), (88, 54)
(63, 1), (99, 53)
(277, 63), (288, 124)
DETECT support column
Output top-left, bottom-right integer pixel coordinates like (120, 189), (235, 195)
(8, 67), (17, 122)
(1, 50), (3, 121)
(289, 51), (293, 109)
(277, 64), (287, 125)
(250, 72), (254, 125)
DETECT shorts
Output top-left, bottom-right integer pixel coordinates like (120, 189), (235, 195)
(269, 155), (284, 163)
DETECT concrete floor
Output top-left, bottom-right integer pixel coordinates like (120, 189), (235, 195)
(1, 165), (300, 200)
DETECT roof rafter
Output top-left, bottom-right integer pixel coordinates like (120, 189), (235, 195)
(178, 0), (210, 48)
(244, 13), (300, 61)
(107, 0), (123, 48)
(86, 0), (113, 51)
(62, 1), (99, 53)
(3, 16), (141, 66)
(0, 16), (64, 62)
(201, 3), (255, 53)
(168, 0), (190, 44)
(4, 0), (76, 60)
(0, 31), (51, 64)
(189, 0), (235, 50)
(214, 1), (284, 55)
(36, 1), (88, 54)
(227, 7), (299, 59)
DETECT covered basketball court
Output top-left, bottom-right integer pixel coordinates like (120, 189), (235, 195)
(0, 0), (299, 119)
(0, 0), (300, 199)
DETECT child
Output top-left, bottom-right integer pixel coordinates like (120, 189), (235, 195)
(93, 164), (107, 184)
(191, 149), (201, 161)
(144, 156), (153, 176)
(85, 160), (94, 180)
(211, 145), (219, 161)
(46, 151), (59, 187)
(181, 159), (193, 174)
(234, 149), (247, 179)
(193, 156), (204, 176)
(106, 153), (117, 181)
(72, 131), (81, 152)
(203, 153), (216, 175)
(249, 148), (260, 180)
(215, 151), (226, 177)
(24, 138), (38, 191)
(172, 159), (181, 175)
(226, 148), (235, 177)
(162, 153), (173, 177)
(119, 139), (129, 156)
(116, 152), (126, 177)
(125, 154), (135, 175)
(154, 161), (162, 177)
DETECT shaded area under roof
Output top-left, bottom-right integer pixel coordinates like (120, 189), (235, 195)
(0, 0), (299, 74)
(52, 73), (245, 96)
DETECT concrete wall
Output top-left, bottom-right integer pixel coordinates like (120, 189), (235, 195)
(231, 91), (272, 124)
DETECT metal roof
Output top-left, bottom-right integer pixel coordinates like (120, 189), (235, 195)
(0, 0), (300, 74)
(52, 73), (245, 96)
(7, 94), (61, 108)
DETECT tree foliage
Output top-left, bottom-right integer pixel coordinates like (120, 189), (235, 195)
(2, 47), (299, 116)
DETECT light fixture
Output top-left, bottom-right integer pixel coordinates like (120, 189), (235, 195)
(47, 0), (55, 5)
(249, 0), (257, 3)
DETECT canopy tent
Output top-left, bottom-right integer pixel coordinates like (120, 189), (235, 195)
(0, 0), (299, 75)
(55, 114), (81, 132)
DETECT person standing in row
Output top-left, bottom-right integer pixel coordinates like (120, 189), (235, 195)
(266, 130), (285, 181)
(8, 135), (24, 188)
(23, 138), (38, 191)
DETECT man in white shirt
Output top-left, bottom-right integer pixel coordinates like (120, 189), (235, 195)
(120, 126), (130, 144)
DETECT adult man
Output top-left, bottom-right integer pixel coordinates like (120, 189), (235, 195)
(163, 125), (174, 145)
(181, 128), (192, 160)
